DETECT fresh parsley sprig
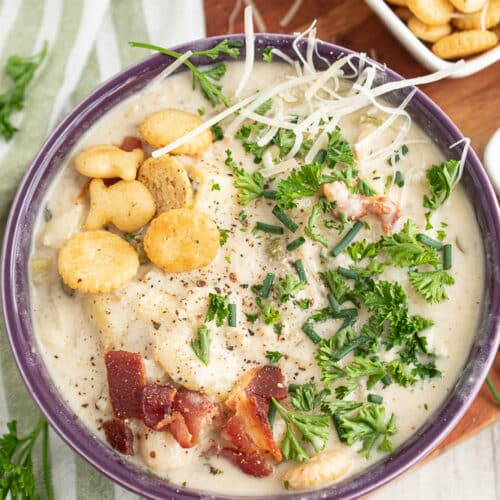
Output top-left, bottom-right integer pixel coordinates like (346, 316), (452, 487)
(129, 40), (242, 107)
(0, 417), (54, 500)
(0, 42), (48, 141)
(272, 398), (330, 461)
(225, 149), (264, 205)
(191, 325), (211, 365)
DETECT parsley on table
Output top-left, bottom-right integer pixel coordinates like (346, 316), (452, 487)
(0, 417), (54, 499)
(130, 40), (242, 107)
(423, 159), (460, 214)
(408, 269), (455, 303)
(191, 325), (211, 365)
(205, 293), (230, 326)
(265, 350), (283, 363)
(288, 382), (330, 412)
(225, 149), (264, 205)
(276, 274), (306, 303)
(272, 399), (330, 460)
(0, 42), (48, 141)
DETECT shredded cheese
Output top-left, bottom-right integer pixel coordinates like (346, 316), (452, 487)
(235, 6), (255, 98)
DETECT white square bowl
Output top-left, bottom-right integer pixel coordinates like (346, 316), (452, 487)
(365, 0), (500, 77)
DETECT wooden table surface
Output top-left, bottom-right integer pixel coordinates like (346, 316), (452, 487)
(204, 0), (500, 488)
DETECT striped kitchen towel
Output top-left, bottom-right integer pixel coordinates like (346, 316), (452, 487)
(0, 1), (205, 498)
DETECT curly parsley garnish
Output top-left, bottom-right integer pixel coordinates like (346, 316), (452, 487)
(1, 42), (48, 141)
(0, 417), (54, 499)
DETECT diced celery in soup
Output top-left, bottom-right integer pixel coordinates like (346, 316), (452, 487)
(30, 50), (483, 495)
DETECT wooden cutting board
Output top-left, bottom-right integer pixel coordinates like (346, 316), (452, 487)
(204, 0), (500, 460)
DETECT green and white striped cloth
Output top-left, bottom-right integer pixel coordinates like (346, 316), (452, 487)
(0, 1), (204, 497)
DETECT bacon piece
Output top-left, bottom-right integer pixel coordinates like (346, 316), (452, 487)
(225, 365), (286, 462)
(219, 448), (273, 477)
(105, 351), (146, 419)
(141, 384), (176, 430)
(323, 181), (401, 234)
(221, 415), (258, 453)
(169, 389), (219, 448)
(102, 418), (134, 455)
(120, 136), (143, 152)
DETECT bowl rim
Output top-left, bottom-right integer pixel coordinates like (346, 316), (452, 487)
(1, 32), (500, 500)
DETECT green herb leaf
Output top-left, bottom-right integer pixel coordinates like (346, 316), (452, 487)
(217, 226), (230, 246)
(336, 405), (396, 458)
(262, 46), (273, 62)
(130, 41), (236, 107)
(1, 42), (48, 140)
(262, 301), (281, 325)
(265, 350), (283, 363)
(304, 203), (328, 247)
(276, 274), (306, 303)
(380, 220), (441, 268)
(346, 240), (379, 262)
(191, 325), (211, 365)
(205, 293), (230, 326)
(276, 163), (334, 209)
(225, 149), (265, 205)
(0, 417), (53, 499)
(289, 382), (330, 412)
(191, 39), (243, 60)
(423, 160), (460, 212)
(326, 127), (354, 168)
(408, 269), (454, 303)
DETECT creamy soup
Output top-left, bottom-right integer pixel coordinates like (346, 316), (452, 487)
(29, 57), (483, 496)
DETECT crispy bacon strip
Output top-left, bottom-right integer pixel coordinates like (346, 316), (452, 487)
(120, 136), (143, 152)
(105, 351), (146, 419)
(323, 181), (401, 234)
(219, 448), (273, 477)
(225, 365), (287, 463)
(169, 389), (219, 448)
(141, 384), (177, 430)
(102, 418), (134, 455)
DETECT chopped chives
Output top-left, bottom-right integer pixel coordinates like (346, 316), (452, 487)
(331, 221), (363, 256)
(334, 307), (358, 319)
(332, 335), (369, 361)
(286, 236), (305, 251)
(261, 273), (275, 298)
(302, 323), (321, 344)
(313, 149), (327, 165)
(263, 189), (277, 199)
(327, 292), (341, 314)
(337, 266), (359, 280)
(294, 259), (307, 282)
(368, 394), (383, 404)
(443, 244), (452, 270)
(395, 171), (404, 187)
(272, 206), (298, 232)
(381, 374), (392, 386)
(228, 303), (237, 327)
(268, 402), (276, 427)
(416, 233), (443, 250)
(255, 222), (284, 235)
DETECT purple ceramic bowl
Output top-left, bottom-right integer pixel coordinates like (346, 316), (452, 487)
(2, 34), (499, 500)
